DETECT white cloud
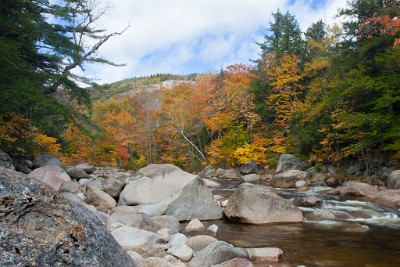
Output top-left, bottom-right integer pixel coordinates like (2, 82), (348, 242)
(81, 0), (348, 84)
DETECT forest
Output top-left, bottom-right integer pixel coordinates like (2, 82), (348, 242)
(1, 0), (400, 172)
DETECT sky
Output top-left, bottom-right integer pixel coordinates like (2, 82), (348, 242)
(84, 0), (348, 84)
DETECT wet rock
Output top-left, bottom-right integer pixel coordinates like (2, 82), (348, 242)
(0, 168), (136, 267)
(189, 241), (248, 267)
(86, 184), (117, 213)
(271, 170), (309, 188)
(167, 242), (193, 262)
(32, 154), (61, 168)
(337, 181), (379, 197)
(303, 210), (339, 221)
(185, 218), (205, 232)
(207, 224), (218, 235)
(111, 226), (161, 249)
(372, 189), (400, 208)
(276, 154), (307, 174)
(387, 170), (400, 189)
(240, 161), (258, 175)
(293, 196), (323, 207)
(119, 164), (197, 215)
(187, 235), (218, 252)
(164, 177), (223, 221)
(225, 183), (303, 224)
(211, 258), (254, 267)
(27, 165), (71, 190)
(246, 247), (283, 263)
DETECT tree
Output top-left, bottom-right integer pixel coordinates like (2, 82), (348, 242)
(0, 0), (126, 157)
(258, 10), (306, 61)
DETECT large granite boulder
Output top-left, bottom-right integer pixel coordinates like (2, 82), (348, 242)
(111, 226), (161, 249)
(0, 168), (136, 267)
(387, 170), (400, 189)
(240, 161), (258, 175)
(164, 177), (223, 221)
(107, 206), (155, 231)
(27, 165), (71, 190)
(372, 189), (400, 208)
(0, 149), (15, 170)
(189, 241), (248, 267)
(271, 170), (309, 188)
(32, 154), (61, 168)
(224, 183), (303, 224)
(275, 154), (307, 174)
(119, 164), (197, 215)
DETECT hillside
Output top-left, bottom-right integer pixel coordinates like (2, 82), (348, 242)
(90, 73), (198, 100)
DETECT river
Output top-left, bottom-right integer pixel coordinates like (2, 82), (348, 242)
(207, 181), (400, 266)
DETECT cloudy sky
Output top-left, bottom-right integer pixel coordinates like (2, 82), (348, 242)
(85, 0), (347, 84)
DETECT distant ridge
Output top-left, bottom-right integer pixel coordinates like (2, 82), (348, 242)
(90, 73), (198, 100)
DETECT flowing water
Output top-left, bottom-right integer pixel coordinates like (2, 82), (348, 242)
(208, 181), (400, 267)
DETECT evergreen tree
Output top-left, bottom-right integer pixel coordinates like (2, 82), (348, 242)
(0, 0), (127, 139)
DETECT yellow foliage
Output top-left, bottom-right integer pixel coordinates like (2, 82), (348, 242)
(33, 134), (61, 157)
(233, 143), (267, 165)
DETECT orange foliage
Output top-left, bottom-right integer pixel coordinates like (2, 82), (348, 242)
(359, 15), (400, 48)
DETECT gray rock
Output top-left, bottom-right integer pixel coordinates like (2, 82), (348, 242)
(271, 170), (309, 188)
(103, 177), (125, 197)
(76, 163), (95, 174)
(164, 178), (223, 221)
(372, 189), (400, 208)
(167, 243), (193, 262)
(189, 241), (248, 267)
(223, 169), (241, 179)
(246, 247), (283, 263)
(337, 181), (379, 197)
(27, 165), (71, 191)
(15, 159), (31, 174)
(224, 183), (303, 224)
(107, 206), (155, 231)
(119, 164), (197, 216)
(32, 154), (61, 168)
(111, 226), (161, 249)
(216, 168), (227, 177)
(199, 165), (216, 178)
(169, 233), (188, 246)
(187, 235), (218, 252)
(240, 161), (258, 175)
(184, 218), (205, 232)
(65, 166), (90, 180)
(0, 150), (15, 170)
(58, 181), (84, 194)
(387, 170), (400, 189)
(241, 174), (260, 182)
(151, 215), (181, 235)
(293, 196), (323, 207)
(211, 258), (254, 267)
(86, 184), (117, 213)
(275, 154), (307, 174)
(346, 162), (366, 175)
(0, 168), (136, 267)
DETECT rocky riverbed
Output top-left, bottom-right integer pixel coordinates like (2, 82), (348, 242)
(1, 151), (400, 266)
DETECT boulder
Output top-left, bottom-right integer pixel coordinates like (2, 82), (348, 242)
(58, 181), (84, 194)
(167, 243), (193, 262)
(0, 149), (15, 170)
(27, 165), (71, 190)
(337, 181), (379, 197)
(103, 177), (125, 197)
(271, 170), (309, 188)
(107, 206), (155, 231)
(86, 184), (117, 213)
(223, 169), (241, 179)
(199, 165), (216, 178)
(211, 258), (254, 267)
(346, 162), (366, 175)
(118, 164), (197, 216)
(216, 168), (228, 177)
(245, 247), (283, 263)
(202, 178), (221, 188)
(207, 224), (218, 235)
(65, 166), (90, 180)
(75, 163), (95, 174)
(275, 154), (307, 174)
(127, 250), (145, 266)
(163, 255), (188, 267)
(0, 168), (136, 267)
(387, 170), (400, 189)
(151, 215), (181, 235)
(164, 177), (223, 221)
(303, 210), (340, 221)
(187, 235), (218, 252)
(189, 241), (248, 267)
(372, 189), (400, 208)
(144, 257), (173, 267)
(32, 154), (61, 168)
(14, 159), (32, 174)
(111, 226), (161, 249)
(169, 233), (188, 246)
(224, 183), (303, 224)
(240, 161), (257, 175)
(293, 196), (323, 207)
(241, 174), (260, 182)
(184, 218), (205, 232)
